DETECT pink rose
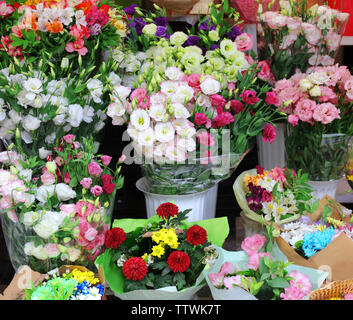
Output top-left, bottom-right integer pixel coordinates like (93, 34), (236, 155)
(90, 185), (103, 197)
(60, 203), (76, 216)
(88, 161), (103, 178)
(288, 114), (299, 127)
(262, 123), (276, 144)
(197, 131), (215, 146)
(80, 177), (92, 189)
(41, 170), (56, 185)
(235, 33), (253, 51)
(240, 90), (259, 105)
(293, 99), (316, 123)
(101, 155), (112, 166)
(265, 92), (279, 105)
(241, 234), (267, 256)
(63, 134), (75, 144)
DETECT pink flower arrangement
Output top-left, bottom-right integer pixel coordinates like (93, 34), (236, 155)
(208, 234), (312, 300)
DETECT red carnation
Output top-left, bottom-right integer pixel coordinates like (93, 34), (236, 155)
(167, 251), (190, 273)
(185, 225), (207, 246)
(105, 227), (126, 249)
(103, 182), (116, 195)
(156, 202), (179, 219)
(122, 257), (148, 281)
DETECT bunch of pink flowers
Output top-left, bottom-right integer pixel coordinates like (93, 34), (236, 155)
(273, 64), (353, 127)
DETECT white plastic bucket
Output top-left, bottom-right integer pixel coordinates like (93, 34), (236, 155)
(307, 179), (340, 200)
(136, 177), (218, 222)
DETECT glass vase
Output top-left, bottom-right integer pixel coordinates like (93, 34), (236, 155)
(0, 195), (116, 274)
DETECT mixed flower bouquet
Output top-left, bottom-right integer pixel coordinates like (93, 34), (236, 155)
(234, 165), (314, 225)
(0, 0), (122, 70)
(0, 55), (120, 158)
(257, 0), (349, 80)
(95, 202), (229, 300)
(273, 64), (353, 181)
(22, 265), (105, 300)
(0, 134), (124, 273)
(206, 232), (327, 300)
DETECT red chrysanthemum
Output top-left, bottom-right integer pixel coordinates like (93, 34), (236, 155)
(185, 225), (207, 246)
(122, 257), (148, 281)
(156, 202), (179, 219)
(104, 227), (126, 249)
(167, 251), (190, 273)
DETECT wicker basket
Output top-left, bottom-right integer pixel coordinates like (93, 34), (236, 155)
(309, 279), (353, 300)
(233, 169), (301, 226)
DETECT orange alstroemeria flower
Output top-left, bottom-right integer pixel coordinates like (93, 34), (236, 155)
(46, 19), (63, 33)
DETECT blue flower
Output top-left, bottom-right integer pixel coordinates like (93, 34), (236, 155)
(302, 227), (336, 258)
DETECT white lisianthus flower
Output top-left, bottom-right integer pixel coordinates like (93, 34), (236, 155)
(23, 211), (40, 227)
(142, 23), (157, 36)
(30, 245), (48, 260)
(47, 80), (67, 95)
(36, 184), (55, 203)
(19, 169), (32, 182)
(196, 94), (212, 109)
(108, 72), (121, 86)
(169, 31), (188, 46)
(307, 72), (330, 85)
(172, 85), (194, 104)
(107, 102), (125, 118)
(67, 104), (83, 127)
(113, 85), (131, 101)
(33, 219), (59, 239)
(200, 77), (221, 95)
(309, 85), (322, 97)
(155, 122), (175, 143)
(86, 78), (103, 103)
(165, 144), (187, 163)
(137, 127), (154, 146)
(220, 39), (239, 59)
(165, 67), (184, 81)
(149, 104), (166, 121)
(208, 29), (220, 42)
(180, 51), (203, 73)
(127, 124), (140, 140)
(299, 78), (313, 92)
(130, 109), (150, 131)
(21, 131), (33, 144)
(150, 92), (167, 105)
(22, 114), (41, 131)
(82, 105), (95, 123)
(8, 109), (21, 124)
(55, 183), (76, 201)
(173, 103), (190, 119)
(67, 247), (81, 262)
(23, 78), (43, 94)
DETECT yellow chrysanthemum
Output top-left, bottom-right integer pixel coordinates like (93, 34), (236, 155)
(141, 253), (149, 262)
(162, 229), (179, 249)
(152, 230), (164, 244)
(68, 269), (100, 285)
(151, 245), (165, 258)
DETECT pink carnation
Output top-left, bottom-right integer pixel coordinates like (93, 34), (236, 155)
(240, 90), (260, 105)
(288, 114), (299, 127)
(194, 113), (211, 129)
(210, 94), (227, 111)
(230, 100), (244, 114)
(212, 112), (234, 128)
(262, 123), (276, 144)
(265, 92), (279, 105)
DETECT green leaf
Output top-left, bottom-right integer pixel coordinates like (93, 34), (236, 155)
(266, 277), (290, 289)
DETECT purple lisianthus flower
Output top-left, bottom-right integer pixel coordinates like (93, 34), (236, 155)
(210, 43), (219, 50)
(154, 16), (168, 27)
(228, 26), (242, 41)
(130, 17), (147, 35)
(200, 18), (216, 31)
(155, 25), (167, 37)
(124, 3), (138, 15)
(184, 35), (200, 46)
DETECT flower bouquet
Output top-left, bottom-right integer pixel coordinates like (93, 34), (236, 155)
(309, 279), (353, 300)
(257, 0), (349, 81)
(275, 195), (353, 281)
(233, 166), (315, 235)
(0, 134), (124, 273)
(95, 202), (229, 300)
(205, 232), (327, 300)
(0, 0), (122, 71)
(274, 64), (353, 197)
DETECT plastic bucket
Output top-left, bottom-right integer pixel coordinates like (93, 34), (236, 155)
(136, 177), (218, 222)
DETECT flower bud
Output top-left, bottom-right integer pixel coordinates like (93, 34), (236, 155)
(61, 57), (69, 69)
(46, 161), (57, 174)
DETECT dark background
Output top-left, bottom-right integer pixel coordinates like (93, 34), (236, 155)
(1, 43), (353, 288)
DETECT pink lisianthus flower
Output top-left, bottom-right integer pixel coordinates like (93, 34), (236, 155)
(76, 200), (96, 217)
(312, 102), (341, 124)
(80, 177), (92, 189)
(41, 170), (56, 185)
(241, 234), (267, 256)
(246, 252), (272, 271)
(88, 161), (103, 178)
(197, 131), (215, 146)
(229, 100), (244, 114)
(44, 243), (60, 258)
(90, 185), (103, 197)
(63, 134), (75, 144)
(288, 114), (299, 127)
(293, 99), (316, 123)
(60, 203), (76, 216)
(130, 88), (150, 109)
(235, 33), (253, 51)
(262, 123), (276, 144)
(101, 155), (112, 166)
(64, 172), (71, 184)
